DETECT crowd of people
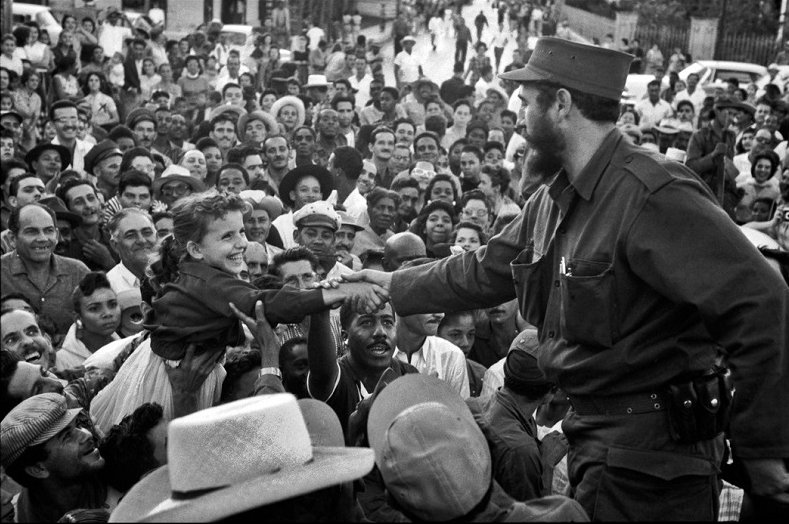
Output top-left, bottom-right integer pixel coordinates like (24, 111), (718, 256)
(0, 0), (787, 521)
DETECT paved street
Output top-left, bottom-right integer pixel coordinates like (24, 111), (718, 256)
(360, 0), (522, 88)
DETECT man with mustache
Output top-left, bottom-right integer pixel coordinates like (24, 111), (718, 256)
(1, 204), (89, 335)
(346, 38), (789, 519)
(57, 179), (118, 272)
(49, 101), (93, 174)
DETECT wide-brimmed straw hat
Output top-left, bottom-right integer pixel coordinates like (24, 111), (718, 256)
(152, 165), (206, 194)
(269, 95), (306, 128)
(237, 110), (279, 142)
(109, 395), (374, 522)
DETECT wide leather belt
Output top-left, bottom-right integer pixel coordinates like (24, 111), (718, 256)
(568, 392), (667, 416)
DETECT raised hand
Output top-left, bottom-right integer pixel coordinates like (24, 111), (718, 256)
(229, 300), (280, 368)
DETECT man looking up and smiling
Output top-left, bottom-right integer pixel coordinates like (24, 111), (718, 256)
(345, 37), (789, 520)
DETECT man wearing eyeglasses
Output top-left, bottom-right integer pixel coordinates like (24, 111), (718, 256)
(50, 101), (94, 174)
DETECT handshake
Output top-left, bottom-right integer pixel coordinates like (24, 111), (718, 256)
(315, 269), (395, 314)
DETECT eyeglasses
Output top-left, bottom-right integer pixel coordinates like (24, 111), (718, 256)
(411, 168), (436, 179)
(161, 183), (191, 196)
(293, 134), (314, 142)
(462, 209), (489, 218)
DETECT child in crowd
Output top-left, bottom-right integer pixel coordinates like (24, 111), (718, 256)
(90, 190), (382, 429)
(108, 52), (125, 91)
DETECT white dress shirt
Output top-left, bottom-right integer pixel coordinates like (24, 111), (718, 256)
(106, 262), (139, 294)
(394, 336), (470, 398)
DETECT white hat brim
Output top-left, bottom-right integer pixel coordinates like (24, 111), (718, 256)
(109, 446), (374, 522)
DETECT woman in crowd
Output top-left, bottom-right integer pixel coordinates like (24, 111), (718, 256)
(178, 149), (208, 182)
(22, 23), (53, 72)
(12, 70), (43, 151)
(177, 55), (210, 111)
(52, 30), (79, 74)
(53, 56), (82, 103)
(452, 220), (487, 253)
(56, 271), (121, 371)
(82, 72), (119, 130)
(140, 58), (162, 101)
(195, 137), (224, 188)
(423, 173), (459, 211)
(459, 189), (492, 232)
(410, 199), (458, 258)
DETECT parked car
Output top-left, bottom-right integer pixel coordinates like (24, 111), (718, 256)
(623, 61), (770, 105)
(12, 3), (62, 44)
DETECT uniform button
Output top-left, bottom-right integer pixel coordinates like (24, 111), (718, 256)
(554, 280), (560, 287)
(625, 155), (633, 163)
(40, 298), (46, 302)
(548, 331), (555, 338)
(650, 393), (657, 400)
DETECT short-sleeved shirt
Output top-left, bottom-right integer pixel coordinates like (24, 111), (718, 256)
(1, 252), (90, 334)
(311, 356), (418, 442)
(394, 51), (421, 84)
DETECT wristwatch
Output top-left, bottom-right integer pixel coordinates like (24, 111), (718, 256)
(259, 367), (282, 379)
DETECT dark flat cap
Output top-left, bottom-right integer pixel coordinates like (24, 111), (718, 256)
(84, 139), (122, 175)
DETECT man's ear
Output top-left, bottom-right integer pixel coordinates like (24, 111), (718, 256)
(24, 461), (50, 480)
(8, 195), (18, 208)
(555, 88), (573, 116)
(185, 240), (203, 260)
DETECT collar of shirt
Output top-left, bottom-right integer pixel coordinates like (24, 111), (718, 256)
(115, 262), (140, 287)
(556, 127), (622, 203)
(9, 251), (67, 276)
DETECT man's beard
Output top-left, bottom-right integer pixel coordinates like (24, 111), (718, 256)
(523, 114), (566, 184)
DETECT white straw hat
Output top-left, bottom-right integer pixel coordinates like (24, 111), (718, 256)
(109, 394), (374, 522)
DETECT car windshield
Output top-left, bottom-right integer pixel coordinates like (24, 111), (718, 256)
(222, 32), (248, 46)
(714, 70), (757, 85)
(36, 10), (58, 27)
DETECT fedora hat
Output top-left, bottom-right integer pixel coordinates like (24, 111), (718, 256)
(109, 395), (374, 522)
(208, 103), (247, 122)
(24, 142), (71, 172)
(499, 37), (633, 101)
(39, 196), (82, 227)
(278, 165), (334, 209)
(305, 74), (329, 89)
(152, 164), (206, 194)
(237, 110), (279, 142)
